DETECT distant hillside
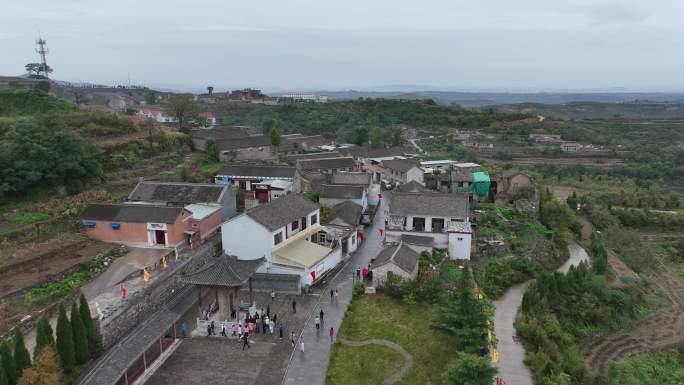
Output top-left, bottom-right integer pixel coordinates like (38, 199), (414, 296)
(320, 90), (684, 107)
(495, 101), (684, 119)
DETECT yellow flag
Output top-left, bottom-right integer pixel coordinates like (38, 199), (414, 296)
(491, 348), (500, 363)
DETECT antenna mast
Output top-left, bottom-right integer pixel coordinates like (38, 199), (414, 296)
(35, 35), (50, 78)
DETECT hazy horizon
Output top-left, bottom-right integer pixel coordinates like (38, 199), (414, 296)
(2, 0), (684, 92)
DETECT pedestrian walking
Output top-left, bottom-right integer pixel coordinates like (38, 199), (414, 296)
(206, 323), (212, 336)
(356, 267), (361, 281)
(266, 304), (270, 317)
(330, 288), (334, 303)
(262, 319), (268, 334)
(290, 332), (296, 347)
(315, 316), (320, 330)
(232, 323), (237, 337)
(270, 319), (275, 334)
(273, 313), (277, 325)
(221, 324), (227, 337)
(210, 321), (215, 335)
(329, 327), (334, 343)
(292, 298), (297, 313)
(299, 335), (305, 353)
(279, 323), (284, 339)
(242, 332), (250, 350)
(238, 324), (243, 338)
(335, 289), (339, 303)
(319, 309), (324, 325)
(180, 322), (188, 338)
(271, 289), (276, 303)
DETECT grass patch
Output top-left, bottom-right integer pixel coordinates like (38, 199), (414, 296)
(327, 343), (404, 385)
(610, 348), (684, 385)
(328, 294), (458, 385)
(5, 211), (51, 224)
(195, 160), (221, 174)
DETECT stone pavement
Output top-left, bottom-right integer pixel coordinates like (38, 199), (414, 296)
(145, 291), (318, 385)
(283, 193), (388, 385)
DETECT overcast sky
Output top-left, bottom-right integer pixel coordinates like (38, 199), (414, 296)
(1, 0), (683, 92)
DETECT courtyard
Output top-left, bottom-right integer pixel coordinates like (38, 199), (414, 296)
(145, 291), (318, 385)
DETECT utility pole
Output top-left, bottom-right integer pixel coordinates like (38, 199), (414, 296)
(35, 35), (50, 78)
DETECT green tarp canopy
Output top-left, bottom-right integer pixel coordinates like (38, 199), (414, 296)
(471, 172), (491, 198)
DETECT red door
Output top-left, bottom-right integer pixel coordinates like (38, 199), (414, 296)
(155, 230), (166, 245)
(255, 190), (269, 204)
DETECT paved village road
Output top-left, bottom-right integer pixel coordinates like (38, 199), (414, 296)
(493, 241), (589, 385)
(283, 193), (389, 385)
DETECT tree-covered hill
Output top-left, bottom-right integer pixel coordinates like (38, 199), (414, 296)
(0, 88), (77, 115)
(212, 99), (530, 136)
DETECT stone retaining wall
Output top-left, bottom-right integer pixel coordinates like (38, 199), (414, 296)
(100, 241), (219, 348)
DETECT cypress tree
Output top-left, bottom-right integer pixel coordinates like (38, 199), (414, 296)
(34, 318), (54, 359)
(12, 331), (30, 378)
(79, 294), (102, 357)
(0, 364), (8, 385)
(0, 341), (16, 385)
(70, 303), (89, 365)
(55, 304), (75, 372)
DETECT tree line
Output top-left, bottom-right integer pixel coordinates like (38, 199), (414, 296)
(0, 294), (102, 385)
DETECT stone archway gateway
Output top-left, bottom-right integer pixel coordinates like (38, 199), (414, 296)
(181, 255), (265, 320)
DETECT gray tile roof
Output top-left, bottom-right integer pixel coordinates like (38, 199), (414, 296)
(189, 126), (250, 140)
(320, 184), (365, 200)
(215, 135), (271, 150)
(246, 193), (319, 231)
(80, 203), (184, 224)
(297, 157), (355, 171)
(341, 146), (416, 159)
(382, 158), (420, 173)
(217, 164), (295, 179)
(400, 234), (434, 247)
(326, 201), (363, 227)
(373, 242), (420, 274)
(128, 181), (226, 204)
(398, 180), (427, 192)
(287, 152), (341, 161)
(502, 169), (521, 179)
(181, 255), (264, 286)
(329, 172), (371, 186)
(389, 192), (469, 218)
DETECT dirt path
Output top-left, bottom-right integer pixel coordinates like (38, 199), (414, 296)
(337, 338), (413, 385)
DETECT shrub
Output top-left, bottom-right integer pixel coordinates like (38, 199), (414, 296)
(352, 282), (365, 299)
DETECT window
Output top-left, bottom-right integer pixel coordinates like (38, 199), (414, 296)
(291, 219), (299, 231)
(301, 216), (307, 230)
(109, 223), (120, 230)
(239, 180), (247, 190)
(274, 232), (283, 245)
(311, 214), (318, 225)
(457, 237), (463, 241)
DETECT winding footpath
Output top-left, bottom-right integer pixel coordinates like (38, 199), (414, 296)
(337, 338), (413, 385)
(492, 241), (590, 385)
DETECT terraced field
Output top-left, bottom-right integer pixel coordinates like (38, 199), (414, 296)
(586, 259), (684, 377)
